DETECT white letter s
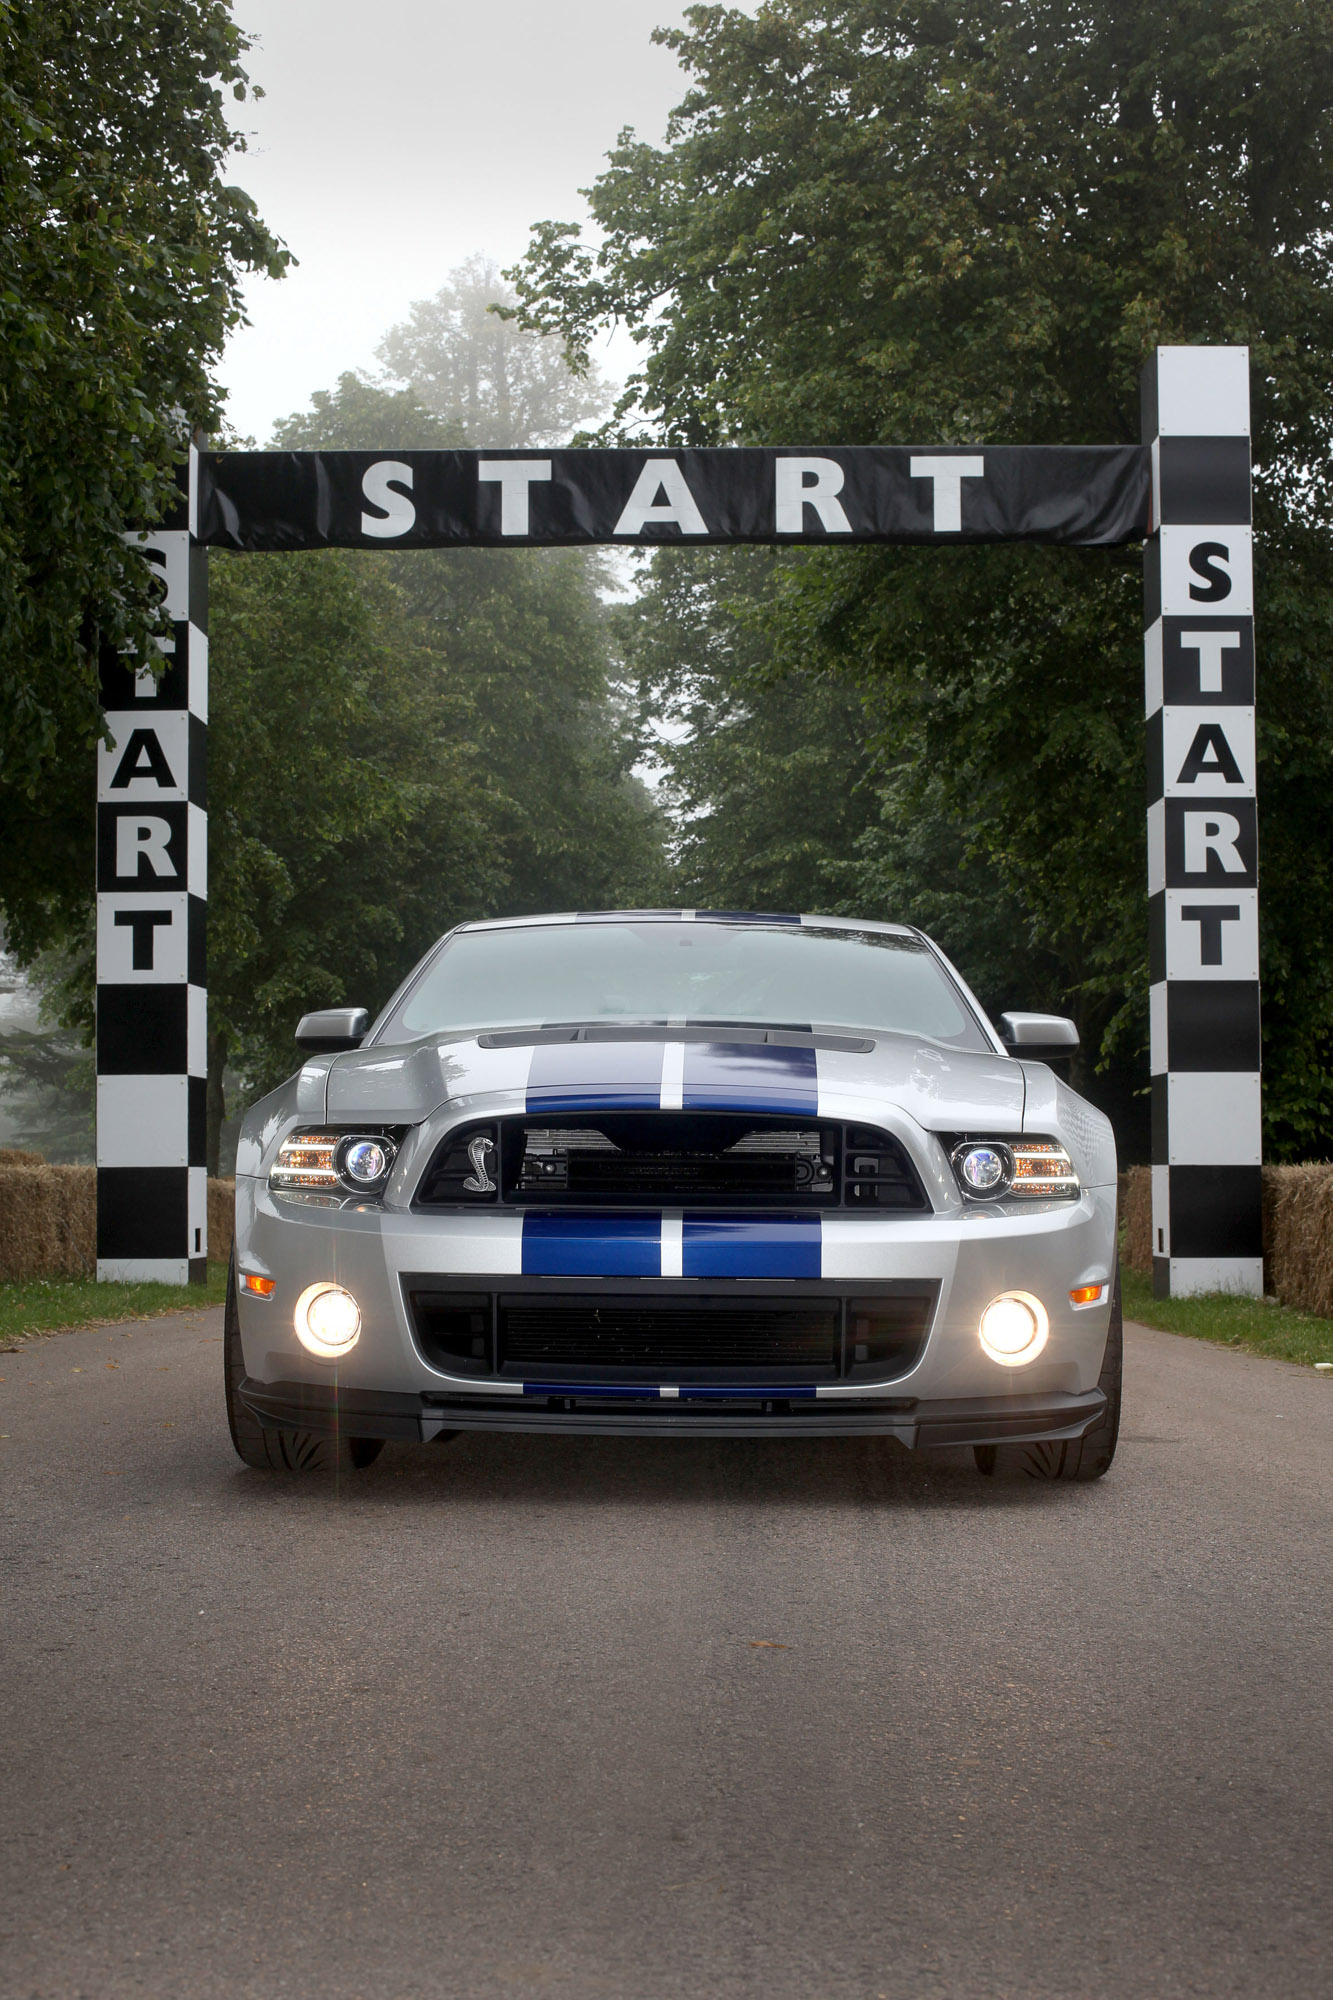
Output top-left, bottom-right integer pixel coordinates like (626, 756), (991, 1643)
(361, 461), (416, 539)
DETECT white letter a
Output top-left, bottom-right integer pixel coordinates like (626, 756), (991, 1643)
(614, 458), (708, 536)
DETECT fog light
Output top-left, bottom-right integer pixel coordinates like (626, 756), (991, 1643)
(294, 1282), (361, 1360)
(979, 1291), (1049, 1366)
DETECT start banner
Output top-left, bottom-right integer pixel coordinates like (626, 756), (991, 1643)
(197, 444), (1150, 551)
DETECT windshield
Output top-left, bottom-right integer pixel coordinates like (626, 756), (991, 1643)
(382, 920), (991, 1051)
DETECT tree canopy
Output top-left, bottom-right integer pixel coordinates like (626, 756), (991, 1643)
(0, 0), (287, 809)
(516, 0), (1333, 1156)
(376, 254), (609, 448)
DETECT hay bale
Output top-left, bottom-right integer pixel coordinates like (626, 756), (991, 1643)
(0, 1164), (95, 1279)
(1120, 1164), (1153, 1272)
(1264, 1162), (1333, 1318)
(0, 1167), (237, 1278)
(0, 1147), (45, 1166)
(208, 1178), (235, 1263)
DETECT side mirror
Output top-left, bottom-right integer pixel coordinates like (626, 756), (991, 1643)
(295, 1007), (370, 1054)
(998, 1011), (1080, 1061)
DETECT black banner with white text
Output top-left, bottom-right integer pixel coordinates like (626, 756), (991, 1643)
(197, 445), (1150, 551)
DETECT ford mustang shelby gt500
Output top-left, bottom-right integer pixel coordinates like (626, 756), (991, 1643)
(225, 911), (1121, 1480)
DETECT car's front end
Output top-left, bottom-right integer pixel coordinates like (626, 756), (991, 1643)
(229, 913), (1119, 1466)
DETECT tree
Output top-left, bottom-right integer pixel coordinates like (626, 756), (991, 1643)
(0, 0), (286, 833)
(511, 0), (1333, 1156)
(204, 547), (500, 1166)
(376, 255), (609, 447)
(272, 373), (669, 929)
(617, 548), (879, 912)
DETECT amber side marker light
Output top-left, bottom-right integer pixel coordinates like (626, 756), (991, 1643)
(241, 1274), (276, 1299)
(1069, 1283), (1108, 1307)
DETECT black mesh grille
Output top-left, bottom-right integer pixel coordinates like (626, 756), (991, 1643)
(498, 1294), (839, 1378)
(516, 1122), (834, 1201)
(414, 1113), (926, 1211)
(404, 1282), (935, 1384)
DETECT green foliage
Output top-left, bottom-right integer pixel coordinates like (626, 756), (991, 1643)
(267, 375), (668, 926)
(513, 0), (1333, 457)
(206, 547), (499, 1112)
(0, 0), (287, 818)
(514, 0), (1333, 1156)
(376, 254), (608, 447)
(0, 1026), (93, 1163)
(618, 548), (878, 912)
(199, 374), (666, 1158)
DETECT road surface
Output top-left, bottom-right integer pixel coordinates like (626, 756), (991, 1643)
(1, 1308), (1329, 1999)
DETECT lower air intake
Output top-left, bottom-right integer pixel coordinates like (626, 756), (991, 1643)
(499, 1293), (839, 1379)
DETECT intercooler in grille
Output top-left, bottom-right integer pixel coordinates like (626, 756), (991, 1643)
(516, 1124), (834, 1200)
(497, 1294), (840, 1378)
(404, 1282), (936, 1382)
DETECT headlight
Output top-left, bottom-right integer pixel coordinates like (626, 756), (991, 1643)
(271, 1129), (398, 1195)
(341, 1137), (392, 1186)
(950, 1137), (1078, 1201)
(294, 1282), (361, 1359)
(979, 1291), (1050, 1365)
(953, 1142), (1012, 1197)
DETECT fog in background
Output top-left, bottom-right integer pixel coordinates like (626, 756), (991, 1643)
(221, 0), (719, 441)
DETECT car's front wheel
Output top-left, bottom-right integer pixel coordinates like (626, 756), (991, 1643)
(974, 1269), (1122, 1482)
(224, 1254), (385, 1474)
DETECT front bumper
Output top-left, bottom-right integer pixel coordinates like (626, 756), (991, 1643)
(234, 1173), (1119, 1417)
(238, 1374), (1108, 1445)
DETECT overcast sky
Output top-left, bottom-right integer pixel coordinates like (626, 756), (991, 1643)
(220, 0), (714, 442)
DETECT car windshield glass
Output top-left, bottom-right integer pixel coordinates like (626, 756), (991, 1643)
(383, 921), (990, 1050)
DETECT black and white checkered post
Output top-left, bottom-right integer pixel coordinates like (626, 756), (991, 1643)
(96, 450), (208, 1282)
(1142, 347), (1262, 1298)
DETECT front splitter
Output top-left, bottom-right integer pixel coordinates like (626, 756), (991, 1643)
(239, 1377), (1105, 1447)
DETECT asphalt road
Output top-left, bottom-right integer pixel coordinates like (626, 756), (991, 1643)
(1, 1310), (1329, 2000)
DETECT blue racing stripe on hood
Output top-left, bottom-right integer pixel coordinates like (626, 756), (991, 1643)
(527, 1037), (665, 1113)
(521, 1212), (662, 1277)
(681, 1040), (818, 1115)
(682, 1214), (822, 1279)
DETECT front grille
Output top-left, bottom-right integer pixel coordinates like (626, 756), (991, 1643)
(501, 1294), (839, 1377)
(415, 1113), (926, 1211)
(517, 1125), (834, 1199)
(403, 1281), (936, 1384)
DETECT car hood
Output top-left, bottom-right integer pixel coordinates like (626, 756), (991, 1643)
(323, 1026), (1026, 1132)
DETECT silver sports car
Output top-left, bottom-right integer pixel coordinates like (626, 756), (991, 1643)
(226, 912), (1121, 1481)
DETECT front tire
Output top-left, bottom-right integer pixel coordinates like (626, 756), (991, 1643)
(224, 1253), (385, 1474)
(974, 1269), (1122, 1482)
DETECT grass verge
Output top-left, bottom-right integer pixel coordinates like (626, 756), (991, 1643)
(0, 1263), (228, 1349)
(1122, 1266), (1333, 1368)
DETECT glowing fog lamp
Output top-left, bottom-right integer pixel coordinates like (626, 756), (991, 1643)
(979, 1291), (1049, 1366)
(294, 1282), (362, 1360)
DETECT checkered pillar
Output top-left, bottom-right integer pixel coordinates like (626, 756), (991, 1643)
(96, 451), (208, 1282)
(1142, 348), (1262, 1299)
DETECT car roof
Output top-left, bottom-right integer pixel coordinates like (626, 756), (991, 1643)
(453, 910), (918, 937)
